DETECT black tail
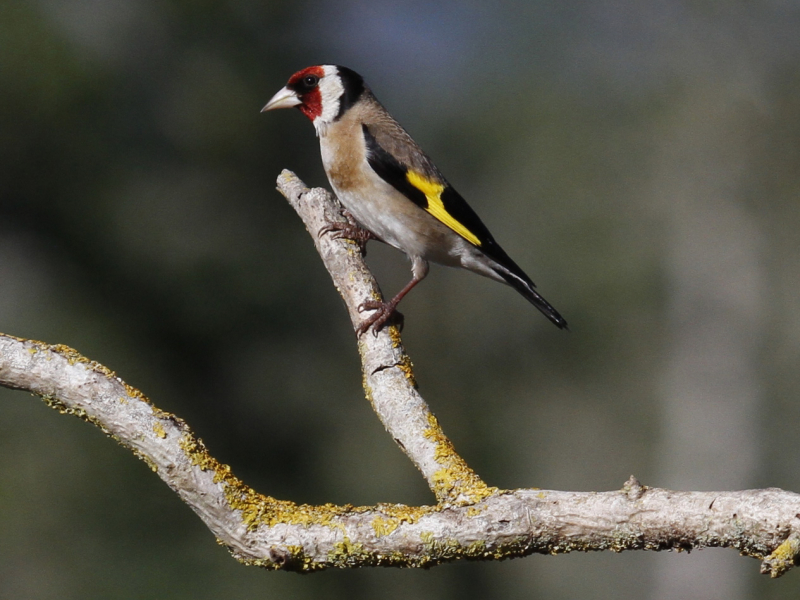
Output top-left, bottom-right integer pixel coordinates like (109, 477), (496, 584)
(473, 230), (568, 329)
(494, 265), (569, 330)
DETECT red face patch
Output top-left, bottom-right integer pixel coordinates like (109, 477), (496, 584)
(286, 66), (325, 121)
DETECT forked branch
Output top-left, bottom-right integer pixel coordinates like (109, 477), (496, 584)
(0, 170), (798, 576)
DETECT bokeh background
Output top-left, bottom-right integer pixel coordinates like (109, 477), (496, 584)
(2, 1), (800, 598)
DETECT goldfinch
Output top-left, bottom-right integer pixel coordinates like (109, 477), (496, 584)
(263, 65), (568, 335)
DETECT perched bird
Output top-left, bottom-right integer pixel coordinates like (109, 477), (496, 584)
(263, 65), (567, 335)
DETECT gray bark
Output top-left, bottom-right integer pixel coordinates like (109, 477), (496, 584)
(0, 171), (797, 576)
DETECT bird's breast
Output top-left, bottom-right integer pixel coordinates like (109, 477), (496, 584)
(318, 120), (470, 268)
(319, 123), (369, 193)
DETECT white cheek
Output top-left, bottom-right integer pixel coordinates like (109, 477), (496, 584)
(318, 65), (344, 123)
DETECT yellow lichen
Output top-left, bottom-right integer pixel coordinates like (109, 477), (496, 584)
(374, 502), (429, 522)
(372, 515), (400, 537)
(39, 393), (110, 436)
(177, 430), (468, 570)
(370, 504), (433, 541)
(151, 405), (178, 422)
(395, 355), (417, 388)
(464, 539), (488, 558)
(388, 326), (403, 349)
(50, 343), (114, 375)
(764, 535), (800, 578)
(4, 332), (536, 571)
(423, 413), (497, 505)
(31, 358), (164, 475)
(421, 533), (461, 558)
(329, 537), (369, 566)
(153, 422), (167, 439)
(324, 538), (420, 569)
(180, 433), (371, 533)
(362, 373), (375, 408)
(22, 338), (154, 406)
(132, 448), (159, 472)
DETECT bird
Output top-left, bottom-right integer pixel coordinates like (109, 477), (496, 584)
(263, 65), (567, 335)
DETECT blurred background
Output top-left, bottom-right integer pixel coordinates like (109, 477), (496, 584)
(1, 0), (800, 598)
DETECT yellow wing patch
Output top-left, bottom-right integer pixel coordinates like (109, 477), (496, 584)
(406, 171), (481, 246)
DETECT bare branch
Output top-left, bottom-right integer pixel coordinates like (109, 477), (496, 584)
(1, 171), (799, 576)
(274, 170), (490, 506)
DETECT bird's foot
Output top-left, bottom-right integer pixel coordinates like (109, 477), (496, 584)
(319, 210), (375, 254)
(356, 299), (404, 336)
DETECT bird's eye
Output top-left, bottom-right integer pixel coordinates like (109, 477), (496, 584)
(303, 75), (319, 88)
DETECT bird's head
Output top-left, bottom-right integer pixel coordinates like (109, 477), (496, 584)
(262, 65), (365, 135)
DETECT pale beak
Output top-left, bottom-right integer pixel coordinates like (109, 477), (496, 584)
(261, 86), (302, 112)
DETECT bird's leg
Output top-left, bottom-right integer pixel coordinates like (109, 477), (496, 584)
(356, 279), (414, 336)
(356, 259), (429, 336)
(319, 209), (376, 254)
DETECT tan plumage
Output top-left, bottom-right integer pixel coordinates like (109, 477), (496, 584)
(264, 65), (567, 335)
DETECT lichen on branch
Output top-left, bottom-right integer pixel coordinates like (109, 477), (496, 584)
(1, 171), (800, 576)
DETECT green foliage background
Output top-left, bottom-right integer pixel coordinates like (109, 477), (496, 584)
(1, 1), (800, 598)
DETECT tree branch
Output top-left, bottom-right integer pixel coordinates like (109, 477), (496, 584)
(0, 170), (799, 577)
(274, 170), (490, 506)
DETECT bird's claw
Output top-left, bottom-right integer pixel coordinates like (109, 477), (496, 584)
(318, 210), (375, 253)
(356, 300), (404, 336)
